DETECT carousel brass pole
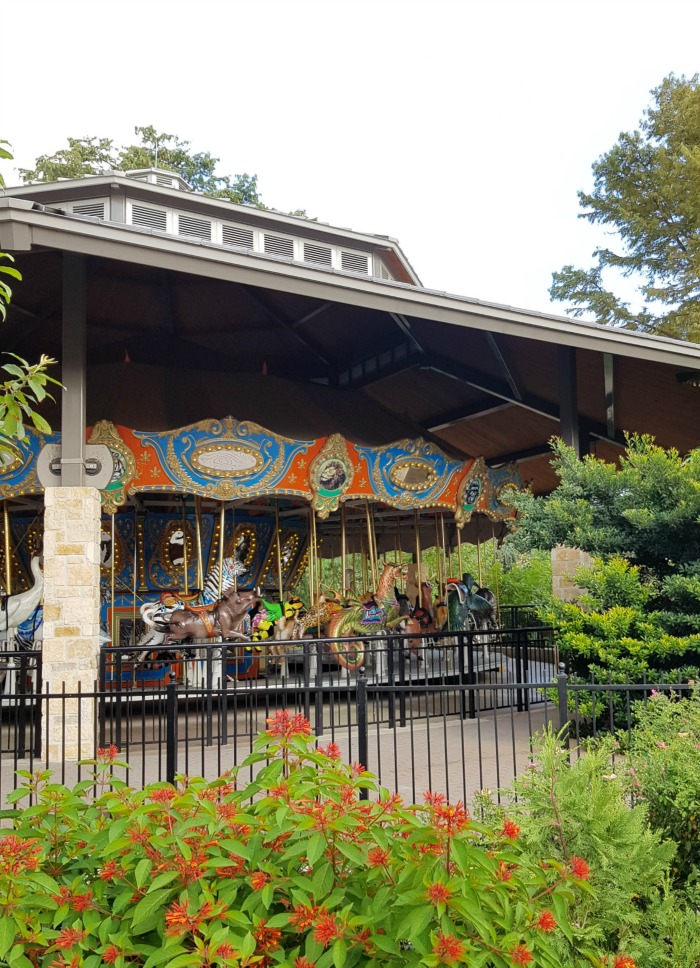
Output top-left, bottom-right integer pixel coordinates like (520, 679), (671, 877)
(131, 511), (138, 647)
(181, 496), (189, 595)
(308, 508), (315, 605)
(360, 535), (368, 596)
(110, 511), (116, 644)
(492, 522), (500, 621)
(414, 509), (421, 589)
(476, 515), (483, 586)
(365, 500), (377, 590)
(434, 514), (443, 593)
(3, 500), (11, 595)
(340, 504), (346, 595)
(440, 513), (449, 581)
(275, 501), (284, 603)
(218, 503), (226, 599)
(194, 495), (204, 590)
(456, 521), (463, 576)
(310, 508), (321, 635)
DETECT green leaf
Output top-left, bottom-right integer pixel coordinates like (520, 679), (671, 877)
(0, 916), (17, 959)
(143, 946), (188, 968)
(30, 412), (51, 433)
(332, 938), (347, 968)
(135, 857), (152, 889)
(130, 888), (173, 933)
(306, 832), (326, 866)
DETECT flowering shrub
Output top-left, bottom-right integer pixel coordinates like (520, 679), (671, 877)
(0, 712), (611, 967)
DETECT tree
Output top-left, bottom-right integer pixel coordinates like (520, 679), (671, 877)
(506, 436), (700, 680)
(550, 74), (700, 343)
(20, 126), (264, 207)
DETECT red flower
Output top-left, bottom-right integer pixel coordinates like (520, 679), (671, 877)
(432, 930), (465, 964)
(217, 943), (237, 958)
(426, 881), (452, 904)
(367, 846), (391, 867)
(266, 710), (312, 739)
(165, 900), (196, 934)
(313, 912), (343, 947)
(294, 959), (315, 968)
(103, 945), (120, 964)
(289, 904), (318, 931)
(0, 834), (41, 876)
(55, 928), (86, 950)
(150, 787), (176, 803)
(496, 861), (514, 881)
(318, 741), (342, 759)
(351, 761), (366, 775)
(97, 744), (119, 760)
(501, 818), (521, 840)
(534, 910), (557, 932)
(99, 859), (121, 881)
(424, 790), (447, 807)
(510, 944), (533, 965)
(253, 920), (282, 952)
(432, 801), (471, 836)
(613, 956), (637, 968)
(250, 870), (270, 891)
(569, 855), (591, 880)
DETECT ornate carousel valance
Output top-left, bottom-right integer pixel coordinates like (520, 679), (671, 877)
(0, 417), (521, 527)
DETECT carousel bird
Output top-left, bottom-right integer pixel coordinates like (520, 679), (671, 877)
(1, 555), (44, 633)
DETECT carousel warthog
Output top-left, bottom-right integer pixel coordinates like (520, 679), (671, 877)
(165, 586), (260, 644)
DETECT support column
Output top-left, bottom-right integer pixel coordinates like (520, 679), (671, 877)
(558, 346), (581, 456)
(42, 487), (101, 759)
(551, 545), (592, 602)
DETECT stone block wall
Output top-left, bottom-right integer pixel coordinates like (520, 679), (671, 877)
(42, 486), (102, 759)
(551, 545), (593, 602)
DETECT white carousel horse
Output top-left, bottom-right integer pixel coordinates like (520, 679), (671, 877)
(0, 555), (44, 644)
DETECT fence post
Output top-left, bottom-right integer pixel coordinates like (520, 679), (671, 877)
(556, 662), (570, 748)
(166, 681), (178, 784)
(356, 665), (369, 800)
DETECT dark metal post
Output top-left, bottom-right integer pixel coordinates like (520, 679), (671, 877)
(515, 630), (524, 712)
(466, 632), (476, 719)
(556, 662), (570, 747)
(356, 666), (369, 800)
(166, 681), (178, 784)
(205, 647), (214, 746)
(387, 636), (396, 729)
(34, 651), (43, 757)
(314, 640), (324, 737)
(17, 653), (27, 759)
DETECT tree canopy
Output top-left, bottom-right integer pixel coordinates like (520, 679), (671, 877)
(550, 74), (700, 343)
(19, 126), (266, 208)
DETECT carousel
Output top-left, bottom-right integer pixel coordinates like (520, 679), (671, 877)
(0, 413), (521, 692)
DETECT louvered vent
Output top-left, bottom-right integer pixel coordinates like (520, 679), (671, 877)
(264, 234), (295, 258)
(222, 224), (255, 249)
(72, 201), (105, 219)
(341, 251), (370, 274)
(303, 242), (332, 267)
(131, 205), (167, 231)
(156, 173), (177, 187)
(178, 214), (212, 241)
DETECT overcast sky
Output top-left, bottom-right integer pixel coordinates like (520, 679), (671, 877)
(3, 0), (699, 315)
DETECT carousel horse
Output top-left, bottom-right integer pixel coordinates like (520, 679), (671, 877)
(326, 563), (409, 670)
(0, 555), (44, 645)
(162, 585), (260, 645)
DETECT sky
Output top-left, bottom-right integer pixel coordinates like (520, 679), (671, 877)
(3, 0), (700, 316)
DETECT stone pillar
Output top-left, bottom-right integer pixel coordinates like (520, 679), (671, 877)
(551, 545), (593, 602)
(42, 487), (102, 759)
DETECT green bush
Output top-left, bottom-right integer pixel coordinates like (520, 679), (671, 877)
(0, 715), (620, 968)
(475, 731), (700, 968)
(629, 689), (700, 890)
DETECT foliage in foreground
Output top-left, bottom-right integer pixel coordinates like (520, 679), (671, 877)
(0, 714), (621, 968)
(628, 688), (700, 891)
(0, 140), (59, 452)
(477, 732), (695, 968)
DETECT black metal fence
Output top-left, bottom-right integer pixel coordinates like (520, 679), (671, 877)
(0, 630), (693, 808)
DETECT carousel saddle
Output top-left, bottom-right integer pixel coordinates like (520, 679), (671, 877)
(360, 598), (386, 624)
